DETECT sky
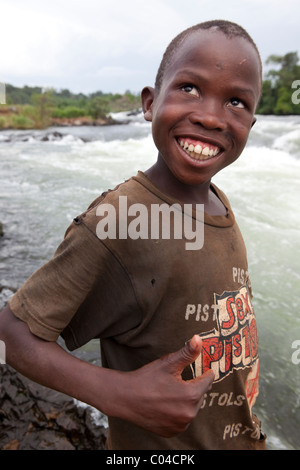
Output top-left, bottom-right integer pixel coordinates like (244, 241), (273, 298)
(1, 0), (300, 95)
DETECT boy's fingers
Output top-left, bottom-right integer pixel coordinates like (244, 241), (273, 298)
(195, 368), (215, 391)
(163, 335), (204, 376)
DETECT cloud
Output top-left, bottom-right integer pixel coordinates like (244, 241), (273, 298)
(1, 0), (300, 93)
(0, 0), (186, 92)
(93, 66), (139, 78)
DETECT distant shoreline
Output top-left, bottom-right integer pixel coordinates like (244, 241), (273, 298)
(0, 110), (140, 131)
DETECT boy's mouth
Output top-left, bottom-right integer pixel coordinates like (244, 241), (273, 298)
(178, 138), (221, 161)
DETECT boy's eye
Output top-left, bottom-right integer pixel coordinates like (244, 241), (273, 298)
(181, 85), (199, 97)
(228, 98), (245, 109)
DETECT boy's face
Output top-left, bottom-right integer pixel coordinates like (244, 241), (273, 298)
(142, 30), (261, 187)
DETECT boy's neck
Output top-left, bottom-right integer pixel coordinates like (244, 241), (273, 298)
(144, 156), (227, 216)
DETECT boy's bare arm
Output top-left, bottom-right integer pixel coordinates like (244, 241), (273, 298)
(0, 305), (214, 438)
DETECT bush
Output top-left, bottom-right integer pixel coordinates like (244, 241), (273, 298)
(11, 114), (35, 129)
(52, 107), (87, 119)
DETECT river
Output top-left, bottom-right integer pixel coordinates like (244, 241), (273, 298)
(0, 113), (299, 450)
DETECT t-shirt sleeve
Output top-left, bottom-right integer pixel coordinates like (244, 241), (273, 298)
(9, 220), (142, 348)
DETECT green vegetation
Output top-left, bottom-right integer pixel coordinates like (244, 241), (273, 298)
(257, 51), (300, 115)
(0, 86), (141, 129)
(0, 51), (299, 129)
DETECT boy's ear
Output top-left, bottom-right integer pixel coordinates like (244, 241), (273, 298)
(141, 86), (155, 122)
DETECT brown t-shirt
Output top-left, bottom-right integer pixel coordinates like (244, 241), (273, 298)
(9, 172), (265, 450)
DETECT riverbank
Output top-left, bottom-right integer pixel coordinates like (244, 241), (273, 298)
(1, 85), (142, 130)
(0, 287), (108, 451)
(0, 365), (108, 450)
(0, 107), (119, 130)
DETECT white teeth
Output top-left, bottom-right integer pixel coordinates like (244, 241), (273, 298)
(179, 139), (220, 160)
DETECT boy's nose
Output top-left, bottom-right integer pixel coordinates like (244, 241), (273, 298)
(189, 100), (226, 131)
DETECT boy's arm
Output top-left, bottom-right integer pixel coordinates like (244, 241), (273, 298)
(0, 305), (214, 438)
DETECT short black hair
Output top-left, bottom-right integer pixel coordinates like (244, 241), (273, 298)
(155, 20), (262, 91)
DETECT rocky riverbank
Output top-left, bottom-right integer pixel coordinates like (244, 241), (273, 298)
(0, 107), (142, 131)
(49, 115), (117, 128)
(0, 365), (108, 450)
(0, 287), (108, 450)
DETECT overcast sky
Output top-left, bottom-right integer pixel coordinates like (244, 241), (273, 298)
(1, 0), (300, 95)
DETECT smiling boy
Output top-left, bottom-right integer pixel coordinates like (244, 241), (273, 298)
(142, 22), (261, 209)
(0, 20), (266, 450)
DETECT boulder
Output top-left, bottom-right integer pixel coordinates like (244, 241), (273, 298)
(0, 365), (108, 450)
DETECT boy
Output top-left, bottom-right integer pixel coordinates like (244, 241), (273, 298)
(0, 20), (266, 449)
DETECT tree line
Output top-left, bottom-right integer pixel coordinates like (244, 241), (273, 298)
(256, 51), (300, 114)
(0, 87), (141, 129)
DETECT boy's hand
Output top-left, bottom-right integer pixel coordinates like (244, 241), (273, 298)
(1, 306), (213, 439)
(114, 335), (214, 437)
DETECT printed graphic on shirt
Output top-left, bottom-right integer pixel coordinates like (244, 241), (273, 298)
(245, 357), (259, 412)
(191, 284), (259, 391)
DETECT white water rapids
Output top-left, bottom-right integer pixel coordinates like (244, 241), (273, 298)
(0, 114), (299, 450)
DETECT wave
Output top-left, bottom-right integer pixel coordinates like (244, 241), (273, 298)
(1, 114), (300, 155)
(273, 128), (300, 157)
(249, 115), (300, 158)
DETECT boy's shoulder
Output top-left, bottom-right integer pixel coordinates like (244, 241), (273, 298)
(85, 172), (151, 213)
(70, 172), (155, 236)
(210, 183), (232, 210)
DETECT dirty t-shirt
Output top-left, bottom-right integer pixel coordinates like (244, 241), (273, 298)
(9, 172), (265, 450)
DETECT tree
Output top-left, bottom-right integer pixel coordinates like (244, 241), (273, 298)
(88, 96), (109, 120)
(257, 80), (277, 114)
(31, 90), (55, 128)
(257, 52), (300, 115)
